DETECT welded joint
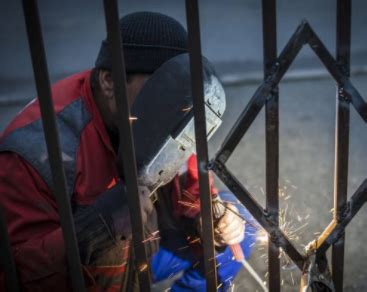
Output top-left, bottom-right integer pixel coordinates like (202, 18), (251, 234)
(265, 87), (279, 102)
(335, 201), (350, 222)
(262, 211), (285, 247)
(262, 209), (278, 225)
(336, 63), (350, 77)
(295, 20), (312, 43)
(213, 151), (231, 165)
(264, 61), (281, 84)
(300, 253), (335, 292)
(268, 230), (281, 246)
(337, 86), (352, 103)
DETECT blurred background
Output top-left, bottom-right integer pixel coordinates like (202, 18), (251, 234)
(0, 0), (366, 291)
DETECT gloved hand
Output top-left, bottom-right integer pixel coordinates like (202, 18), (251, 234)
(214, 203), (245, 247)
(74, 182), (159, 264)
(94, 182), (157, 241)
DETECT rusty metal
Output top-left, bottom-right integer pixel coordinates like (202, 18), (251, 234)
(102, 0), (151, 290)
(300, 253), (335, 292)
(185, 0), (218, 290)
(262, 0), (280, 290)
(22, 0), (85, 290)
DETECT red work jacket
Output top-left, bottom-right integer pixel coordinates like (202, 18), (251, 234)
(0, 70), (216, 291)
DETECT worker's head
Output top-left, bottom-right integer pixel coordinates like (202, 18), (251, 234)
(92, 12), (188, 132)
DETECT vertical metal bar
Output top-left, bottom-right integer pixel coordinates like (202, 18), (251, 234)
(211, 161), (306, 269)
(0, 207), (20, 292)
(317, 180), (367, 255)
(336, 0), (351, 73)
(262, 0), (280, 291)
(262, 0), (278, 73)
(333, 1), (351, 291)
(332, 98), (349, 292)
(185, 0), (218, 291)
(102, 0), (151, 290)
(21, 0), (85, 291)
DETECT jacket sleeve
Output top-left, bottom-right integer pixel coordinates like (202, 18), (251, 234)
(0, 152), (152, 290)
(172, 154), (218, 219)
(0, 152), (76, 290)
(169, 197), (258, 292)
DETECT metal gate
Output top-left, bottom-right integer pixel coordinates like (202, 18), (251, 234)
(210, 0), (367, 291)
(0, 0), (366, 291)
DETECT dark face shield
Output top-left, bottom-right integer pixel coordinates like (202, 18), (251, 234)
(130, 53), (226, 191)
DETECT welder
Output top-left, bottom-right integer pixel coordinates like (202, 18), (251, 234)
(0, 12), (255, 291)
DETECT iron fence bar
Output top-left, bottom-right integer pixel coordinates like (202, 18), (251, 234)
(216, 86), (268, 164)
(343, 81), (367, 122)
(306, 25), (367, 121)
(0, 206), (20, 292)
(336, 0), (351, 73)
(210, 160), (306, 270)
(22, 1), (86, 291)
(102, 0), (151, 290)
(273, 21), (309, 83)
(316, 179), (367, 255)
(216, 18), (366, 164)
(185, 0), (218, 290)
(216, 89), (278, 166)
(332, 96), (350, 292)
(306, 24), (346, 83)
(333, 1), (351, 290)
(262, 0), (277, 71)
(215, 21), (308, 164)
(262, 0), (280, 290)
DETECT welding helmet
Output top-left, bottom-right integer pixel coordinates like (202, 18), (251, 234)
(131, 53), (225, 191)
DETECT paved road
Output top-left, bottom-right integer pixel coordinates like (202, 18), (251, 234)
(0, 0), (366, 290)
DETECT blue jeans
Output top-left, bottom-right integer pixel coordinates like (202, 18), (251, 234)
(151, 191), (258, 291)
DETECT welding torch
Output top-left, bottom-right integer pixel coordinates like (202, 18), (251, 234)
(212, 195), (268, 292)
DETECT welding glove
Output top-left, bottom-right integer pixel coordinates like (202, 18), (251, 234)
(73, 181), (158, 265)
(213, 203), (245, 247)
(195, 201), (245, 248)
(93, 182), (156, 239)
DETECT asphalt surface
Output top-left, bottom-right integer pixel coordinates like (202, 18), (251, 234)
(1, 0), (366, 291)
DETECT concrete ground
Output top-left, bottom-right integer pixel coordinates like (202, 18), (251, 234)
(1, 0), (366, 291)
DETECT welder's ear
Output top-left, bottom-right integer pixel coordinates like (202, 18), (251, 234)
(99, 70), (114, 99)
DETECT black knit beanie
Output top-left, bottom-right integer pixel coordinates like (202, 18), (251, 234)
(95, 11), (188, 73)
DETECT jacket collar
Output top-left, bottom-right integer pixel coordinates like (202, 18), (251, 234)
(81, 70), (117, 157)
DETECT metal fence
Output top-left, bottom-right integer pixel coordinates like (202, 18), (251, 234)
(210, 0), (367, 292)
(0, 0), (366, 291)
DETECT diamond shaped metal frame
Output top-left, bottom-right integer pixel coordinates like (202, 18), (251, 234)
(210, 19), (367, 291)
(1, 1), (366, 292)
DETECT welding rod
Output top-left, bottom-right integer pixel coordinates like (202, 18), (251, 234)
(240, 258), (268, 292)
(212, 196), (268, 292)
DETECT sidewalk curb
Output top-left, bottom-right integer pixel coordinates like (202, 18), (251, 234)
(221, 65), (367, 86)
(0, 65), (366, 106)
